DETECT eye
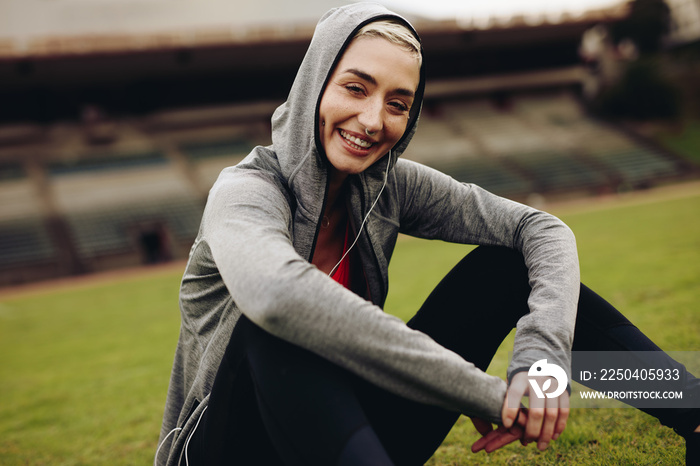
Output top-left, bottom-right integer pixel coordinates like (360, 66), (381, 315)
(344, 84), (365, 95)
(388, 101), (409, 113)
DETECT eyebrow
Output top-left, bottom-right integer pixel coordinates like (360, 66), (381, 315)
(342, 68), (415, 98)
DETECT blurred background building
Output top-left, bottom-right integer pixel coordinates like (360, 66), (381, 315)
(1, 0), (699, 286)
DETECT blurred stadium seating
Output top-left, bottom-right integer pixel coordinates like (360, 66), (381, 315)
(0, 164), (57, 279)
(0, 0), (697, 286)
(2, 89), (693, 286)
(402, 91), (690, 198)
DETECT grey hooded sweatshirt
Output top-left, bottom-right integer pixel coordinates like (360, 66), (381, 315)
(156, 3), (580, 464)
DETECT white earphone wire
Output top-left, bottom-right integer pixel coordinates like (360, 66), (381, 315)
(154, 426), (182, 466)
(157, 155), (391, 464)
(182, 405), (208, 466)
(329, 152), (391, 277)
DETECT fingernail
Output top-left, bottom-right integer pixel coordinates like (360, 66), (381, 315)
(553, 433), (559, 440)
(538, 442), (547, 450)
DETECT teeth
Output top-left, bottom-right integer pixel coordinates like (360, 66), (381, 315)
(340, 130), (373, 149)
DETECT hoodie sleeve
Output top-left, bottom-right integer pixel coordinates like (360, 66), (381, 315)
(395, 159), (580, 382)
(202, 170), (507, 423)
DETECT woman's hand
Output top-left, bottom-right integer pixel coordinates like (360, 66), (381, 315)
(502, 371), (569, 451)
(470, 412), (528, 453)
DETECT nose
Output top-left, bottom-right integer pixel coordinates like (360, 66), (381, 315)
(358, 98), (383, 135)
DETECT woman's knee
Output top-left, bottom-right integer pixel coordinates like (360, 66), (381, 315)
(416, 246), (530, 319)
(458, 246), (528, 282)
(407, 247), (531, 370)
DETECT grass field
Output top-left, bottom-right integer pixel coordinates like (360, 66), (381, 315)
(1, 182), (698, 465)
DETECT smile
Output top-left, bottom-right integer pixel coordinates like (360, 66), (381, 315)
(339, 130), (374, 150)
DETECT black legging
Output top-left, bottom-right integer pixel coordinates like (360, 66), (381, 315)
(186, 246), (699, 465)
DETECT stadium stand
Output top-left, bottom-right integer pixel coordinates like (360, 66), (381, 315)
(403, 92), (690, 198)
(0, 163), (61, 284)
(589, 146), (682, 188)
(0, 165), (54, 266)
(0, 217), (55, 267)
(427, 156), (534, 198)
(62, 196), (201, 261)
(180, 137), (254, 189)
(47, 151), (168, 176)
(0, 163), (42, 223)
(0, 1), (697, 286)
(505, 150), (606, 193)
(46, 151), (202, 267)
(0, 89), (694, 286)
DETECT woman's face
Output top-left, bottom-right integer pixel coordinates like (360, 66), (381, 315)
(318, 36), (421, 177)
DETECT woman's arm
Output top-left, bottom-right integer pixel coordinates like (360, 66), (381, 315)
(395, 159), (580, 381)
(395, 160), (579, 447)
(202, 170), (508, 423)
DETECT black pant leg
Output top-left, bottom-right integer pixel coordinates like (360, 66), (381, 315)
(190, 315), (393, 466)
(439, 247), (700, 436)
(242, 318), (393, 466)
(390, 246), (699, 450)
(357, 246), (532, 465)
(408, 246), (530, 371)
(572, 284), (700, 436)
(186, 316), (285, 466)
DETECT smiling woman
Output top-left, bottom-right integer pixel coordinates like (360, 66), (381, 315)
(319, 35), (419, 178)
(314, 32), (420, 278)
(155, 3), (700, 466)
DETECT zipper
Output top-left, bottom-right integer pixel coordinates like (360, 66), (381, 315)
(359, 172), (387, 305)
(308, 171), (330, 262)
(367, 203), (387, 305)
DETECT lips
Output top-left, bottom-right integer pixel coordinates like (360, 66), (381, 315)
(339, 129), (374, 151)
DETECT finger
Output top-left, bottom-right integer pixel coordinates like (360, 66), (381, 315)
(514, 408), (530, 445)
(483, 427), (523, 453)
(472, 425), (521, 453)
(470, 417), (494, 437)
(471, 427), (502, 453)
(537, 394), (560, 450)
(516, 407), (528, 427)
(553, 392), (570, 440)
(502, 377), (528, 428)
(525, 392), (545, 442)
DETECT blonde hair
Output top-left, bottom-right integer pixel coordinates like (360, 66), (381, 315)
(353, 20), (422, 66)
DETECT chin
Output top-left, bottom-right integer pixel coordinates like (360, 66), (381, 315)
(333, 163), (365, 176)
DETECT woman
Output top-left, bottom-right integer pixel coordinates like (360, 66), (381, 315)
(156, 3), (699, 465)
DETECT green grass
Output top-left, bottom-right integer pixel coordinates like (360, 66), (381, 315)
(0, 271), (182, 465)
(1, 184), (699, 465)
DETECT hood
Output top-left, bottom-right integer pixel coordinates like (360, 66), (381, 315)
(270, 2), (426, 228)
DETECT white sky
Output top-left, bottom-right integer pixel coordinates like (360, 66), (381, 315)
(382, 0), (625, 21)
(0, 0), (627, 42)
